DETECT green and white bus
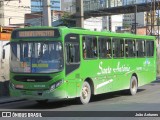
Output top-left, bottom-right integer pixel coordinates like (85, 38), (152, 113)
(8, 26), (156, 104)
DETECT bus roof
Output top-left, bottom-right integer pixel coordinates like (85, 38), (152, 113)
(13, 26), (156, 40)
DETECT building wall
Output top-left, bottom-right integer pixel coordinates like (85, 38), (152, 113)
(136, 27), (146, 35)
(31, 0), (61, 12)
(61, 0), (75, 12)
(0, 1), (4, 26)
(123, 12), (146, 28)
(84, 17), (103, 31)
(123, 0), (146, 5)
(84, 15), (122, 32)
(112, 15), (123, 31)
(25, 11), (64, 26)
(0, 1), (31, 26)
(122, 0), (147, 28)
(0, 40), (10, 82)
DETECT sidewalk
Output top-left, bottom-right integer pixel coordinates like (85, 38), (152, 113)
(0, 96), (25, 104)
(0, 80), (25, 104)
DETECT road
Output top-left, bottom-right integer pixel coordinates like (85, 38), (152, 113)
(0, 79), (160, 120)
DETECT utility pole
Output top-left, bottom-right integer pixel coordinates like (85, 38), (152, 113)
(108, 0), (112, 31)
(134, 5), (137, 34)
(43, 0), (51, 26)
(76, 0), (84, 27)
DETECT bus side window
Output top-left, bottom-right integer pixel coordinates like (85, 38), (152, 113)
(82, 36), (97, 59)
(125, 39), (136, 58)
(99, 37), (112, 59)
(66, 43), (80, 63)
(137, 40), (145, 57)
(113, 38), (124, 58)
(146, 41), (154, 57)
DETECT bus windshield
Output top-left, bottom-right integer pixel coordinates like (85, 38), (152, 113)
(10, 41), (63, 73)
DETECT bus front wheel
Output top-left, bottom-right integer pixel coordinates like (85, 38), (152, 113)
(129, 76), (138, 95)
(79, 81), (91, 104)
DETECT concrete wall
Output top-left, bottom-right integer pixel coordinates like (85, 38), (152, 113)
(84, 17), (103, 31)
(2, 1), (31, 26)
(0, 40), (10, 96)
(112, 15), (123, 32)
(84, 15), (122, 32)
(0, 1), (4, 26)
(0, 41), (10, 82)
(123, 12), (145, 28)
(136, 27), (146, 35)
(136, 12), (145, 26)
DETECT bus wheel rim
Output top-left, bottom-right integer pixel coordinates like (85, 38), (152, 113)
(82, 86), (89, 99)
(132, 79), (137, 93)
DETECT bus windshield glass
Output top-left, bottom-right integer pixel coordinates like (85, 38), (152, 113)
(10, 41), (63, 73)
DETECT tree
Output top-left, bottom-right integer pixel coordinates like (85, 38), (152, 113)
(60, 12), (76, 27)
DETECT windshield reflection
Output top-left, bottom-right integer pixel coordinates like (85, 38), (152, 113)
(10, 41), (63, 73)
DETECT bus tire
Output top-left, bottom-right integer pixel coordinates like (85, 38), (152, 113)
(79, 81), (91, 104)
(129, 76), (138, 95)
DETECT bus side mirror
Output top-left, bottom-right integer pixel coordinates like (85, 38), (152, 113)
(2, 49), (5, 59)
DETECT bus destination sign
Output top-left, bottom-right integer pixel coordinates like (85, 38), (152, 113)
(18, 30), (54, 37)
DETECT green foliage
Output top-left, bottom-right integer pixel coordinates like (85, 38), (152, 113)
(60, 12), (76, 27)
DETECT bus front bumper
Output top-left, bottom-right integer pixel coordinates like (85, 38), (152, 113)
(9, 85), (68, 101)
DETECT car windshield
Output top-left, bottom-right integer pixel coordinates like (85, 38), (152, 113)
(10, 41), (63, 73)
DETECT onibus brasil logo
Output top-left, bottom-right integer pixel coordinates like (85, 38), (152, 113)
(2, 112), (42, 117)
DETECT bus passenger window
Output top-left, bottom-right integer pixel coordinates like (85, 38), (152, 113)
(136, 40), (145, 57)
(98, 37), (112, 59)
(66, 43), (80, 63)
(113, 38), (124, 58)
(82, 36), (97, 59)
(146, 41), (154, 57)
(125, 40), (136, 58)
(83, 49), (87, 58)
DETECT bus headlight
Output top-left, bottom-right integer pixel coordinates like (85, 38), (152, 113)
(50, 80), (63, 91)
(10, 82), (15, 89)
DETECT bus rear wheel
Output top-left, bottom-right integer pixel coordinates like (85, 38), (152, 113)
(79, 81), (91, 104)
(129, 76), (138, 95)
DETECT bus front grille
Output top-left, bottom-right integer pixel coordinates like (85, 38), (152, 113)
(13, 75), (52, 82)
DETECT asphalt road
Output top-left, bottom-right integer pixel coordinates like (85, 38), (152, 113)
(0, 79), (160, 120)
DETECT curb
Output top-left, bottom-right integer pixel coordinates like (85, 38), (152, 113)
(0, 97), (26, 104)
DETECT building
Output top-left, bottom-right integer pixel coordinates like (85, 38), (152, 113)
(0, 0), (31, 26)
(84, 15), (122, 32)
(27, 0), (76, 26)
(31, 0), (61, 12)
(61, 0), (75, 12)
(123, 12), (146, 28)
(25, 10), (64, 26)
(30, 0), (75, 26)
(122, 0), (146, 28)
(123, 0), (146, 5)
(84, 0), (122, 32)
